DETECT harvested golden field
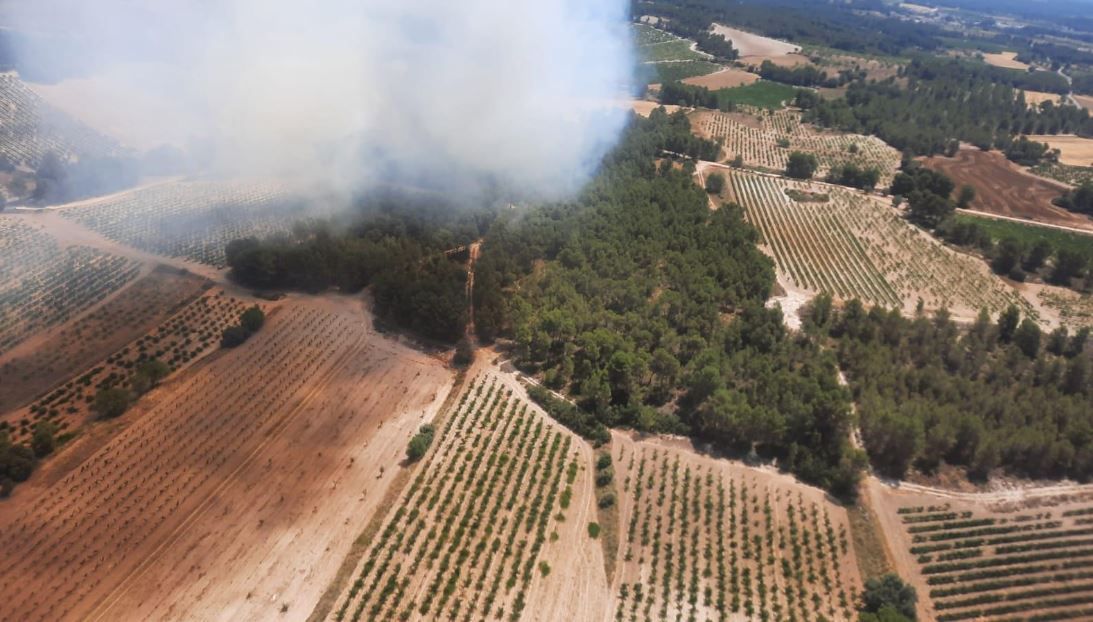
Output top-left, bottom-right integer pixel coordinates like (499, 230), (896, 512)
(710, 24), (800, 58)
(983, 52), (1030, 71)
(632, 100), (683, 117)
(1028, 134), (1093, 168)
(723, 167), (1033, 318)
(1022, 90), (1064, 108)
(0, 297), (453, 622)
(682, 67), (759, 90)
(691, 107), (901, 186)
(1075, 94), (1093, 111)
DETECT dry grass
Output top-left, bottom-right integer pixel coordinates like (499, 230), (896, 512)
(983, 51), (1030, 71)
(1029, 134), (1093, 167)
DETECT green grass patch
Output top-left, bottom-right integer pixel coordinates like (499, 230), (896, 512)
(640, 39), (706, 63)
(714, 80), (799, 109)
(639, 60), (721, 86)
(953, 214), (1093, 260)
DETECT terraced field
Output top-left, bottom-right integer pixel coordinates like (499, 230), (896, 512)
(692, 108), (901, 186)
(724, 169), (1033, 317)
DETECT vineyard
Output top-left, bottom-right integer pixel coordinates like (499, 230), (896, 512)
(0, 298), (453, 621)
(58, 179), (317, 268)
(725, 169), (1033, 317)
(328, 372), (587, 622)
(0, 72), (119, 168)
(0, 217), (141, 355)
(0, 287), (243, 444)
(691, 108), (900, 185)
(609, 432), (863, 622)
(892, 499), (1093, 621)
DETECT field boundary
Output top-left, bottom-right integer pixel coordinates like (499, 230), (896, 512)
(304, 366), (468, 622)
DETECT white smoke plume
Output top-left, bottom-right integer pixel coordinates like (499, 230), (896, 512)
(2, 0), (635, 199)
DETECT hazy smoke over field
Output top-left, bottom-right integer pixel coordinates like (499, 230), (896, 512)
(3, 0), (634, 198)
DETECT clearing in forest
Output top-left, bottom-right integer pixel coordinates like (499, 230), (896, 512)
(723, 168), (1033, 318)
(709, 24), (800, 59)
(982, 52), (1031, 71)
(682, 67), (759, 90)
(691, 107), (901, 186)
(0, 297), (453, 622)
(868, 482), (1093, 622)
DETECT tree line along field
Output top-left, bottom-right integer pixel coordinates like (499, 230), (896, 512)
(57, 179), (319, 268)
(0, 298), (453, 621)
(608, 432), (863, 622)
(0, 288), (245, 444)
(0, 217), (141, 355)
(884, 497), (1093, 621)
(723, 168), (1036, 319)
(327, 373), (588, 622)
(691, 108), (901, 186)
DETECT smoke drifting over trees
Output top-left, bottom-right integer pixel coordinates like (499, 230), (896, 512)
(2, 0), (634, 199)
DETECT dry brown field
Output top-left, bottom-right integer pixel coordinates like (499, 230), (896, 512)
(631, 100), (683, 117)
(1028, 134), (1093, 168)
(983, 52), (1030, 71)
(1022, 90), (1064, 108)
(1075, 94), (1093, 110)
(0, 296), (454, 622)
(0, 266), (209, 417)
(682, 67), (759, 90)
(710, 24), (800, 58)
(921, 148), (1093, 231)
(866, 479), (1093, 621)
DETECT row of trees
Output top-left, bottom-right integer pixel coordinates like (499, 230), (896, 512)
(225, 195), (490, 343)
(813, 297), (1093, 481)
(758, 60), (858, 88)
(801, 57), (1093, 156)
(474, 109), (863, 498)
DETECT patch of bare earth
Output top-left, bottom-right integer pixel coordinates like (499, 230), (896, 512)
(0, 297), (454, 622)
(922, 148), (1093, 231)
(1028, 134), (1093, 168)
(682, 67), (758, 90)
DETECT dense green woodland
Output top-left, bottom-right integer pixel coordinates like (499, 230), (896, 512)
(816, 298), (1093, 482)
(636, 0), (949, 56)
(225, 192), (489, 342)
(475, 109), (863, 497)
(801, 58), (1093, 156)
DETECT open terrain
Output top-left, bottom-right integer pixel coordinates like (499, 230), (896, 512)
(0, 295), (453, 622)
(681, 67), (759, 90)
(710, 23), (800, 62)
(1027, 134), (1093, 168)
(982, 52), (1031, 71)
(921, 148), (1093, 231)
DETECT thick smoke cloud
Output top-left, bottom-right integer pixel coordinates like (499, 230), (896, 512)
(3, 0), (634, 199)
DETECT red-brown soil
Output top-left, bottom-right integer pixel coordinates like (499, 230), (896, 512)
(922, 148), (1093, 231)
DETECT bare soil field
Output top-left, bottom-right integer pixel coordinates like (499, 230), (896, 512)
(0, 266), (209, 416)
(608, 431), (864, 621)
(742, 53), (812, 68)
(0, 296), (453, 622)
(983, 52), (1030, 71)
(631, 100), (683, 117)
(1028, 134), (1093, 168)
(1075, 94), (1093, 110)
(922, 148), (1093, 231)
(867, 478), (1093, 621)
(682, 67), (759, 90)
(710, 23), (800, 58)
